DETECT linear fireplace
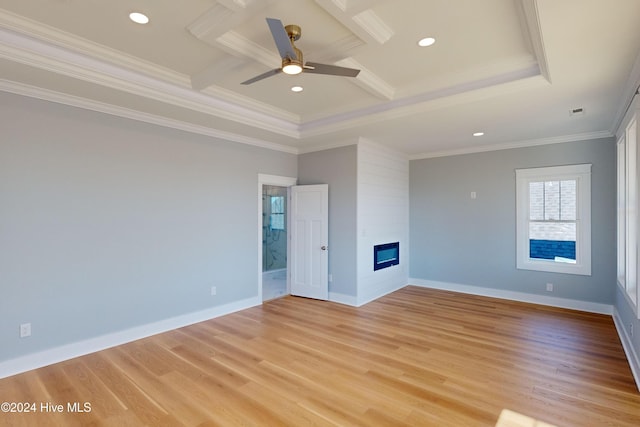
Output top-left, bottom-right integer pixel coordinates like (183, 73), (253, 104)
(373, 242), (399, 271)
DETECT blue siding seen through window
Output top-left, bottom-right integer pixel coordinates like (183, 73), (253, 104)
(529, 179), (577, 263)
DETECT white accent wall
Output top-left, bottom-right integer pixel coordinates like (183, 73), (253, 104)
(298, 140), (409, 307)
(356, 140), (409, 305)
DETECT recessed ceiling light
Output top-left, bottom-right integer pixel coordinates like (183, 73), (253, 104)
(129, 12), (149, 25)
(418, 37), (436, 47)
(473, 132), (485, 137)
(291, 86), (303, 92)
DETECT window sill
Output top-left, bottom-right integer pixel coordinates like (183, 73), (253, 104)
(517, 258), (591, 276)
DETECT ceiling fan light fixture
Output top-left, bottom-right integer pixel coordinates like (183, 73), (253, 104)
(283, 64), (303, 75)
(282, 57), (303, 75)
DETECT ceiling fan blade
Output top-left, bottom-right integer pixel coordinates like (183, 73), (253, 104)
(304, 62), (360, 77)
(241, 68), (282, 85)
(266, 18), (297, 60)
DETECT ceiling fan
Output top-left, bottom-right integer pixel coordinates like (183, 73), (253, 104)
(241, 18), (361, 85)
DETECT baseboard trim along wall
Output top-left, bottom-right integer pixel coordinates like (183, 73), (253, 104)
(409, 278), (613, 315)
(329, 292), (359, 306)
(330, 281), (406, 307)
(613, 308), (640, 392)
(0, 296), (261, 380)
(356, 281), (407, 307)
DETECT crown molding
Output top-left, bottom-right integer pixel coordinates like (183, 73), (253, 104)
(0, 9), (180, 83)
(611, 48), (640, 135)
(3, 76), (613, 160)
(0, 79), (299, 155)
(0, 8), (299, 125)
(300, 65), (546, 138)
(187, 3), (236, 41)
(314, 0), (393, 45)
(190, 56), (247, 91)
(336, 57), (395, 100)
(409, 130), (613, 160)
(297, 135), (363, 154)
(187, 0), (272, 44)
(215, 30), (280, 69)
(517, 0), (551, 83)
(0, 25), (300, 137)
(351, 8), (394, 44)
(301, 33), (364, 64)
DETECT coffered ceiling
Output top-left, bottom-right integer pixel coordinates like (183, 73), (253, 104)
(1, 0), (639, 157)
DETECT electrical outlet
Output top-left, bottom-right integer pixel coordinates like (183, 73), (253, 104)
(20, 323), (31, 338)
(328, 274), (333, 283)
(546, 283), (553, 292)
(211, 286), (217, 296)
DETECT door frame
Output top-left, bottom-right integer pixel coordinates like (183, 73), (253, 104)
(258, 174), (297, 302)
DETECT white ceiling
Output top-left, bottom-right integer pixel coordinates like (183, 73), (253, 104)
(1, 0), (639, 157)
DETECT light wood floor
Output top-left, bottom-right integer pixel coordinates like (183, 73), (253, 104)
(1, 286), (638, 427)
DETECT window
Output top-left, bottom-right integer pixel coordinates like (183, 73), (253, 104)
(617, 117), (638, 309)
(270, 196), (285, 230)
(516, 164), (591, 275)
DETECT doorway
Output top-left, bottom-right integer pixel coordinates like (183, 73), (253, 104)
(262, 185), (288, 301)
(258, 174), (297, 302)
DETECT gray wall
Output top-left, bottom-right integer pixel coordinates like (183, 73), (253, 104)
(409, 138), (616, 304)
(298, 145), (358, 298)
(0, 92), (297, 361)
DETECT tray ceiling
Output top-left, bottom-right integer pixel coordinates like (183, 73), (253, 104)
(1, 0), (639, 156)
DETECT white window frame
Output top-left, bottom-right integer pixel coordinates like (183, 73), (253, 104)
(516, 164), (591, 275)
(617, 134), (628, 291)
(617, 116), (639, 314)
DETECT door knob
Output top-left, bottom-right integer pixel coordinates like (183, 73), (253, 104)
(321, 245), (327, 250)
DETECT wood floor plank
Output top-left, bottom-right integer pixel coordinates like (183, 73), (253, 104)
(1, 286), (638, 426)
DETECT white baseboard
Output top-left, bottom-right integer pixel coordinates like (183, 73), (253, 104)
(330, 281), (406, 307)
(356, 281), (407, 307)
(612, 308), (640, 392)
(409, 278), (613, 315)
(329, 292), (358, 306)
(0, 296), (261, 380)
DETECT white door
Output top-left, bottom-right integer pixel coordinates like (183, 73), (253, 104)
(290, 184), (329, 300)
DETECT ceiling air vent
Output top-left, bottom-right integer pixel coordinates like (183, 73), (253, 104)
(570, 107), (585, 116)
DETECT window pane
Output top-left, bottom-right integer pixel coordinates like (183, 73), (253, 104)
(529, 222), (576, 262)
(560, 180), (576, 220)
(271, 196), (284, 214)
(529, 182), (544, 220)
(544, 181), (560, 220)
(270, 214), (284, 230)
(270, 196), (285, 230)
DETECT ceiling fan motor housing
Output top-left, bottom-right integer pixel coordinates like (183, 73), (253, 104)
(285, 24), (301, 41)
(282, 24), (303, 72)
